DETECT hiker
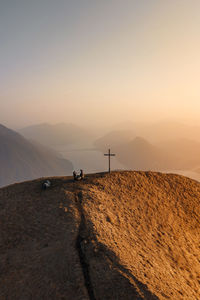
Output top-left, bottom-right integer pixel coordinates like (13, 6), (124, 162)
(73, 170), (84, 181)
(42, 180), (51, 190)
(73, 171), (77, 180)
(80, 169), (84, 179)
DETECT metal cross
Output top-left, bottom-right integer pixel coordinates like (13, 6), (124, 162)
(104, 149), (116, 173)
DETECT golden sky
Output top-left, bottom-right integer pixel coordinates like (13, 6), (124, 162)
(1, 0), (200, 128)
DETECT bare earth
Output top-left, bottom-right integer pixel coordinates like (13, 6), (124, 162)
(0, 171), (199, 299)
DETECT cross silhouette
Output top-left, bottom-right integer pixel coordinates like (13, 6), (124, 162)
(104, 149), (116, 173)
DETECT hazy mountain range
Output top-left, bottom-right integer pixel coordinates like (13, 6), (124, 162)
(95, 129), (200, 174)
(0, 124), (73, 187)
(2, 120), (200, 183)
(19, 123), (93, 147)
(94, 130), (135, 149)
(111, 121), (200, 143)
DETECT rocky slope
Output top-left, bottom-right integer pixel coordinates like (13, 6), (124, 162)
(0, 171), (199, 299)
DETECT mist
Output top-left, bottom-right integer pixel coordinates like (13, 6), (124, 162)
(1, 0), (200, 181)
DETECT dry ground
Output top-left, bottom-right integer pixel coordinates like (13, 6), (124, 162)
(0, 171), (199, 299)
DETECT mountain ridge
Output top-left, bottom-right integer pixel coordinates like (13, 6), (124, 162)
(19, 122), (93, 146)
(0, 124), (73, 187)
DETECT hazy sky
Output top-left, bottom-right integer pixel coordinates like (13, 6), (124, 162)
(1, 0), (200, 129)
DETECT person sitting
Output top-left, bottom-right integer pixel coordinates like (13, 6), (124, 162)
(73, 171), (77, 180)
(80, 169), (84, 179)
(42, 180), (51, 190)
(73, 170), (84, 181)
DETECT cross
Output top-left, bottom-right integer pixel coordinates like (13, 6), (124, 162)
(104, 149), (116, 173)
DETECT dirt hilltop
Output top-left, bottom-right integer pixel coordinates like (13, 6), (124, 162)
(0, 171), (199, 300)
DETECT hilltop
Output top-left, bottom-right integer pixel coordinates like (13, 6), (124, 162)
(0, 171), (199, 299)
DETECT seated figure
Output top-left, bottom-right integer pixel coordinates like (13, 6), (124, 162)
(80, 169), (84, 179)
(42, 180), (51, 190)
(73, 171), (77, 180)
(73, 170), (84, 181)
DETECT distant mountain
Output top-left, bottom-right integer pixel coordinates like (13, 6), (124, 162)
(115, 136), (200, 171)
(95, 128), (200, 172)
(94, 130), (135, 151)
(95, 131), (173, 171)
(0, 124), (73, 187)
(158, 138), (200, 170)
(115, 136), (171, 170)
(19, 123), (93, 147)
(112, 121), (200, 143)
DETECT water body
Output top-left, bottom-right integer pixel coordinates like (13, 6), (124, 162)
(55, 146), (126, 174)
